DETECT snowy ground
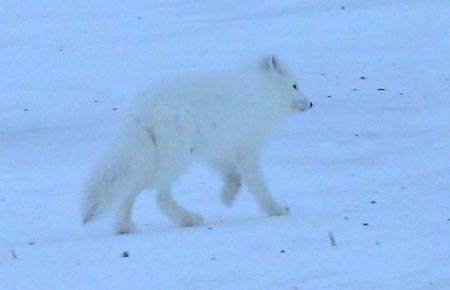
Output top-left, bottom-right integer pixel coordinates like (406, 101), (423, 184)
(1, 1), (449, 289)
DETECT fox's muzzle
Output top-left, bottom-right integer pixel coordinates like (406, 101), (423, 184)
(292, 100), (313, 111)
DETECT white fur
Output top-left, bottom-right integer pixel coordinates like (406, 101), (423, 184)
(81, 55), (312, 234)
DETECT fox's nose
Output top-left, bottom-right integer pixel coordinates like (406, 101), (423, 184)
(309, 102), (313, 108)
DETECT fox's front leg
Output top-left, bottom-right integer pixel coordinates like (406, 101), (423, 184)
(237, 156), (289, 216)
(221, 171), (241, 206)
(211, 162), (242, 206)
(213, 164), (241, 206)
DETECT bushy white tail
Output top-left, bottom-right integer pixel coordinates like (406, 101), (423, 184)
(81, 119), (158, 225)
(81, 155), (131, 224)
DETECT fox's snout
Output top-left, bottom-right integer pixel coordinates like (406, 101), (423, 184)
(292, 99), (313, 111)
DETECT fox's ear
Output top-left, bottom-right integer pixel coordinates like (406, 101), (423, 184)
(263, 55), (283, 74)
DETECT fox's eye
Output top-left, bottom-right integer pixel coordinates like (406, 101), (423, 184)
(292, 84), (297, 90)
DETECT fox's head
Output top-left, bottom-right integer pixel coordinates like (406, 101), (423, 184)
(260, 55), (313, 115)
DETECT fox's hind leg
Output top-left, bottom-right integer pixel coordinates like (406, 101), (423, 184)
(157, 187), (203, 227)
(115, 191), (139, 234)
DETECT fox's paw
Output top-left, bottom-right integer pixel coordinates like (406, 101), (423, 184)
(265, 203), (290, 216)
(220, 190), (238, 207)
(179, 213), (204, 227)
(115, 221), (137, 235)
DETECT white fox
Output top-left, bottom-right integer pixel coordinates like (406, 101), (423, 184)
(81, 55), (313, 234)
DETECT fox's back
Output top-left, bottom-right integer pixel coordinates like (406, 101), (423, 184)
(132, 70), (271, 158)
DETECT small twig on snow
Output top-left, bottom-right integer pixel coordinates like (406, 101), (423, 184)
(328, 232), (337, 247)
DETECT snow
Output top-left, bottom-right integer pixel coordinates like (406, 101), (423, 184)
(1, 0), (450, 289)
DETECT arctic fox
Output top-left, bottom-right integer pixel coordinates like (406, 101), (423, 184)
(81, 55), (313, 234)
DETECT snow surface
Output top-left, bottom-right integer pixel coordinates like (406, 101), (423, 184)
(1, 1), (450, 289)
